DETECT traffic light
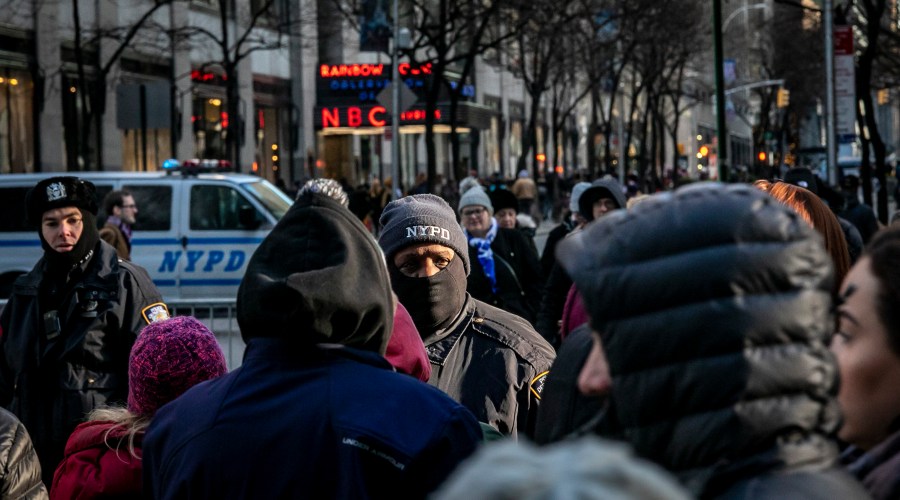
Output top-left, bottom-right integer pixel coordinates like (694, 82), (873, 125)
(776, 88), (790, 108)
(878, 88), (890, 105)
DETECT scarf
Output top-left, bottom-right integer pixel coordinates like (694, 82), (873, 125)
(464, 217), (498, 293)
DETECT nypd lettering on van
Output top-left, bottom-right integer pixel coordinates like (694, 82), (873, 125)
(0, 172), (292, 300)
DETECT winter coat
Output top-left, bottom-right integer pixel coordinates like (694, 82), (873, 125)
(424, 295), (555, 438)
(0, 408), (46, 499)
(143, 193), (483, 499)
(842, 429), (900, 500)
(532, 325), (604, 445)
(556, 183), (870, 499)
(51, 420), (143, 499)
(0, 241), (164, 486)
(466, 227), (543, 324)
(98, 223), (130, 261)
(143, 341), (482, 499)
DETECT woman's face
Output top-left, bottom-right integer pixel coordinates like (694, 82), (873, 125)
(495, 208), (517, 229)
(832, 257), (900, 450)
(461, 205), (491, 238)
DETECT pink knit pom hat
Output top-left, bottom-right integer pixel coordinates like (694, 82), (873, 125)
(127, 316), (228, 417)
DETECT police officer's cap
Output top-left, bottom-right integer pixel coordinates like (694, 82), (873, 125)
(26, 176), (98, 226)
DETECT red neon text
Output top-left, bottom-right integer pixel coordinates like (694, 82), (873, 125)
(319, 64), (385, 78)
(398, 63), (433, 76)
(400, 109), (441, 121)
(321, 106), (388, 128)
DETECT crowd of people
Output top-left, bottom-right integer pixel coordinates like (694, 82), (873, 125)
(0, 168), (898, 498)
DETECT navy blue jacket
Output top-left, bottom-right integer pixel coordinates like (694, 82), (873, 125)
(143, 339), (482, 499)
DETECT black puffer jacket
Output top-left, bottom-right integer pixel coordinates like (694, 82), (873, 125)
(557, 183), (869, 499)
(0, 408), (46, 499)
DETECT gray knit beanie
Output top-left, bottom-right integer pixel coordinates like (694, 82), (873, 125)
(458, 187), (494, 216)
(378, 194), (471, 275)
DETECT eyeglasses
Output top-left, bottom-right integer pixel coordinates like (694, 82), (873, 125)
(121, 204), (137, 209)
(462, 207), (486, 217)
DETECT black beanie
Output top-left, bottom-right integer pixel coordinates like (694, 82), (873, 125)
(378, 194), (471, 275)
(26, 177), (98, 226)
(490, 189), (519, 213)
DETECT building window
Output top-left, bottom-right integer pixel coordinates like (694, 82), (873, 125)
(0, 68), (34, 173)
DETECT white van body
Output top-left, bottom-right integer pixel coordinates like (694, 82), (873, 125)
(0, 172), (292, 300)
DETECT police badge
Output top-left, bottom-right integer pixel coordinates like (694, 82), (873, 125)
(141, 303), (171, 324)
(46, 182), (67, 202)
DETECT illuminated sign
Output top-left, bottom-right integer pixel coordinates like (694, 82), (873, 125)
(316, 106), (446, 128)
(321, 106), (388, 128)
(400, 109), (441, 122)
(191, 70), (227, 84)
(319, 64), (386, 78)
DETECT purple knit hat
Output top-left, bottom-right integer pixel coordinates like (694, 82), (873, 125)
(127, 316), (228, 417)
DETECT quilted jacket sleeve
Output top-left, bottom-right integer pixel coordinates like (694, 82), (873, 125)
(0, 408), (48, 499)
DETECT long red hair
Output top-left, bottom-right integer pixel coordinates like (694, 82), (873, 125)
(754, 180), (851, 288)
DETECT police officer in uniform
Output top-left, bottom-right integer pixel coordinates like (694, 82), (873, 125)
(379, 194), (555, 438)
(0, 176), (167, 487)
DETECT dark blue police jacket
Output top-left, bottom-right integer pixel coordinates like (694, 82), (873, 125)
(143, 338), (482, 499)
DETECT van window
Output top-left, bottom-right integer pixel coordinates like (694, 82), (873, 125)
(242, 180), (291, 220)
(0, 187), (31, 232)
(124, 185), (172, 231)
(190, 185), (261, 230)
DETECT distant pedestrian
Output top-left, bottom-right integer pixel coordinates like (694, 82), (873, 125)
(535, 177), (625, 347)
(459, 187), (543, 324)
(378, 194), (555, 437)
(556, 183), (869, 498)
(99, 190), (138, 260)
(143, 191), (481, 498)
(839, 175), (880, 244)
(51, 316), (227, 499)
(511, 169), (538, 219)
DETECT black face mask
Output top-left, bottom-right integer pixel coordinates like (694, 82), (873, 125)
(389, 256), (467, 338)
(40, 210), (100, 273)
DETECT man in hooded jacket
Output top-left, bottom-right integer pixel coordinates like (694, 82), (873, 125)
(535, 177), (626, 346)
(378, 194), (555, 438)
(0, 176), (165, 487)
(556, 183), (869, 498)
(143, 191), (482, 499)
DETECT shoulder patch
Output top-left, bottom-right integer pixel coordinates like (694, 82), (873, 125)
(141, 302), (171, 324)
(530, 370), (549, 400)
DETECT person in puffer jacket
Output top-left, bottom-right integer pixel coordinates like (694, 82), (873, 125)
(556, 183), (870, 499)
(0, 408), (46, 499)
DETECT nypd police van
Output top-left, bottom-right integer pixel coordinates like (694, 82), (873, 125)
(0, 171), (292, 300)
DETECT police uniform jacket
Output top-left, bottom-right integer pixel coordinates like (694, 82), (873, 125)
(425, 294), (555, 438)
(0, 241), (164, 484)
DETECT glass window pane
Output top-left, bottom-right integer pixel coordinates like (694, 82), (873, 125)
(124, 185), (172, 231)
(190, 184), (261, 230)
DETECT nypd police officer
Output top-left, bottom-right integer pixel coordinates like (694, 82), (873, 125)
(0, 176), (167, 487)
(379, 194), (555, 438)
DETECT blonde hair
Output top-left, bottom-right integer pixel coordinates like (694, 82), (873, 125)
(86, 406), (150, 460)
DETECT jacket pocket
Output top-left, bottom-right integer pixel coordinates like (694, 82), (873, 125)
(55, 367), (126, 442)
